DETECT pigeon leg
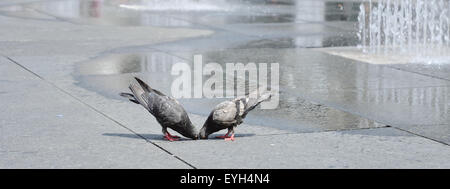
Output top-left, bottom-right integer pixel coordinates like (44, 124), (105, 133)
(224, 128), (235, 141)
(167, 132), (181, 139)
(164, 133), (179, 141)
(162, 127), (179, 141)
(215, 129), (231, 139)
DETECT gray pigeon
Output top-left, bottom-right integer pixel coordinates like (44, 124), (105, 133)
(199, 89), (272, 141)
(120, 77), (198, 141)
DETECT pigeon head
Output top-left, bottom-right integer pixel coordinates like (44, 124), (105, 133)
(198, 122), (222, 139)
(198, 125), (209, 139)
(178, 121), (199, 140)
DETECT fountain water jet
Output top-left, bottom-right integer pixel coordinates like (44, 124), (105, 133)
(358, 0), (450, 64)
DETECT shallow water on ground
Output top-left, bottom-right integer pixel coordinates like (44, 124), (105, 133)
(74, 52), (387, 132)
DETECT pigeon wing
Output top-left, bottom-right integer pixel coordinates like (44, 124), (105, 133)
(212, 101), (239, 124)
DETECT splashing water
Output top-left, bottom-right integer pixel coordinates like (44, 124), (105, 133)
(358, 0), (450, 63)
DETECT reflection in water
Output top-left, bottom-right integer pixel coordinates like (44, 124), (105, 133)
(77, 52), (265, 99)
(78, 53), (178, 75)
(81, 0), (100, 18)
(273, 48), (449, 126)
(76, 53), (182, 100)
(293, 1), (360, 22)
(357, 87), (449, 122)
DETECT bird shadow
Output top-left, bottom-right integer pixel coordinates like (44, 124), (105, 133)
(207, 133), (256, 140)
(102, 133), (256, 141)
(103, 133), (180, 141)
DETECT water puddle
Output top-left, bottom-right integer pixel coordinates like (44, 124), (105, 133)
(74, 52), (386, 132)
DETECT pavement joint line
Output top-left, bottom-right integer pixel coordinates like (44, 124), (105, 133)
(385, 65), (450, 82)
(278, 85), (450, 92)
(4, 56), (44, 79)
(2, 55), (198, 169)
(348, 85), (450, 91)
(28, 7), (80, 25)
(0, 11), (59, 23)
(391, 127), (450, 147)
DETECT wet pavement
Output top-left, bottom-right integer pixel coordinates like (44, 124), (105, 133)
(74, 52), (388, 133)
(0, 0), (449, 168)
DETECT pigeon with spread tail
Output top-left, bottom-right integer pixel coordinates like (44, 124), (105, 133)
(120, 77), (198, 141)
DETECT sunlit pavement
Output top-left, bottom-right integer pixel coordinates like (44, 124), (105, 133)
(0, 0), (449, 168)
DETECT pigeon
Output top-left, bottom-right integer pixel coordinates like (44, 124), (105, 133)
(120, 77), (198, 141)
(199, 89), (272, 141)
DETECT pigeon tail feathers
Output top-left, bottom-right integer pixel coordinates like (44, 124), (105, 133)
(119, 92), (139, 104)
(242, 91), (272, 118)
(134, 77), (166, 96)
(129, 82), (151, 110)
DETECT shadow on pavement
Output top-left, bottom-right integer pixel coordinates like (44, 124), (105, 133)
(103, 133), (256, 141)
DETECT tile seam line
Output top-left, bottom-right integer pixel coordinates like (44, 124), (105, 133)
(0, 12), (61, 23)
(391, 127), (450, 147)
(385, 65), (450, 82)
(2, 55), (197, 169)
(28, 7), (80, 25)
